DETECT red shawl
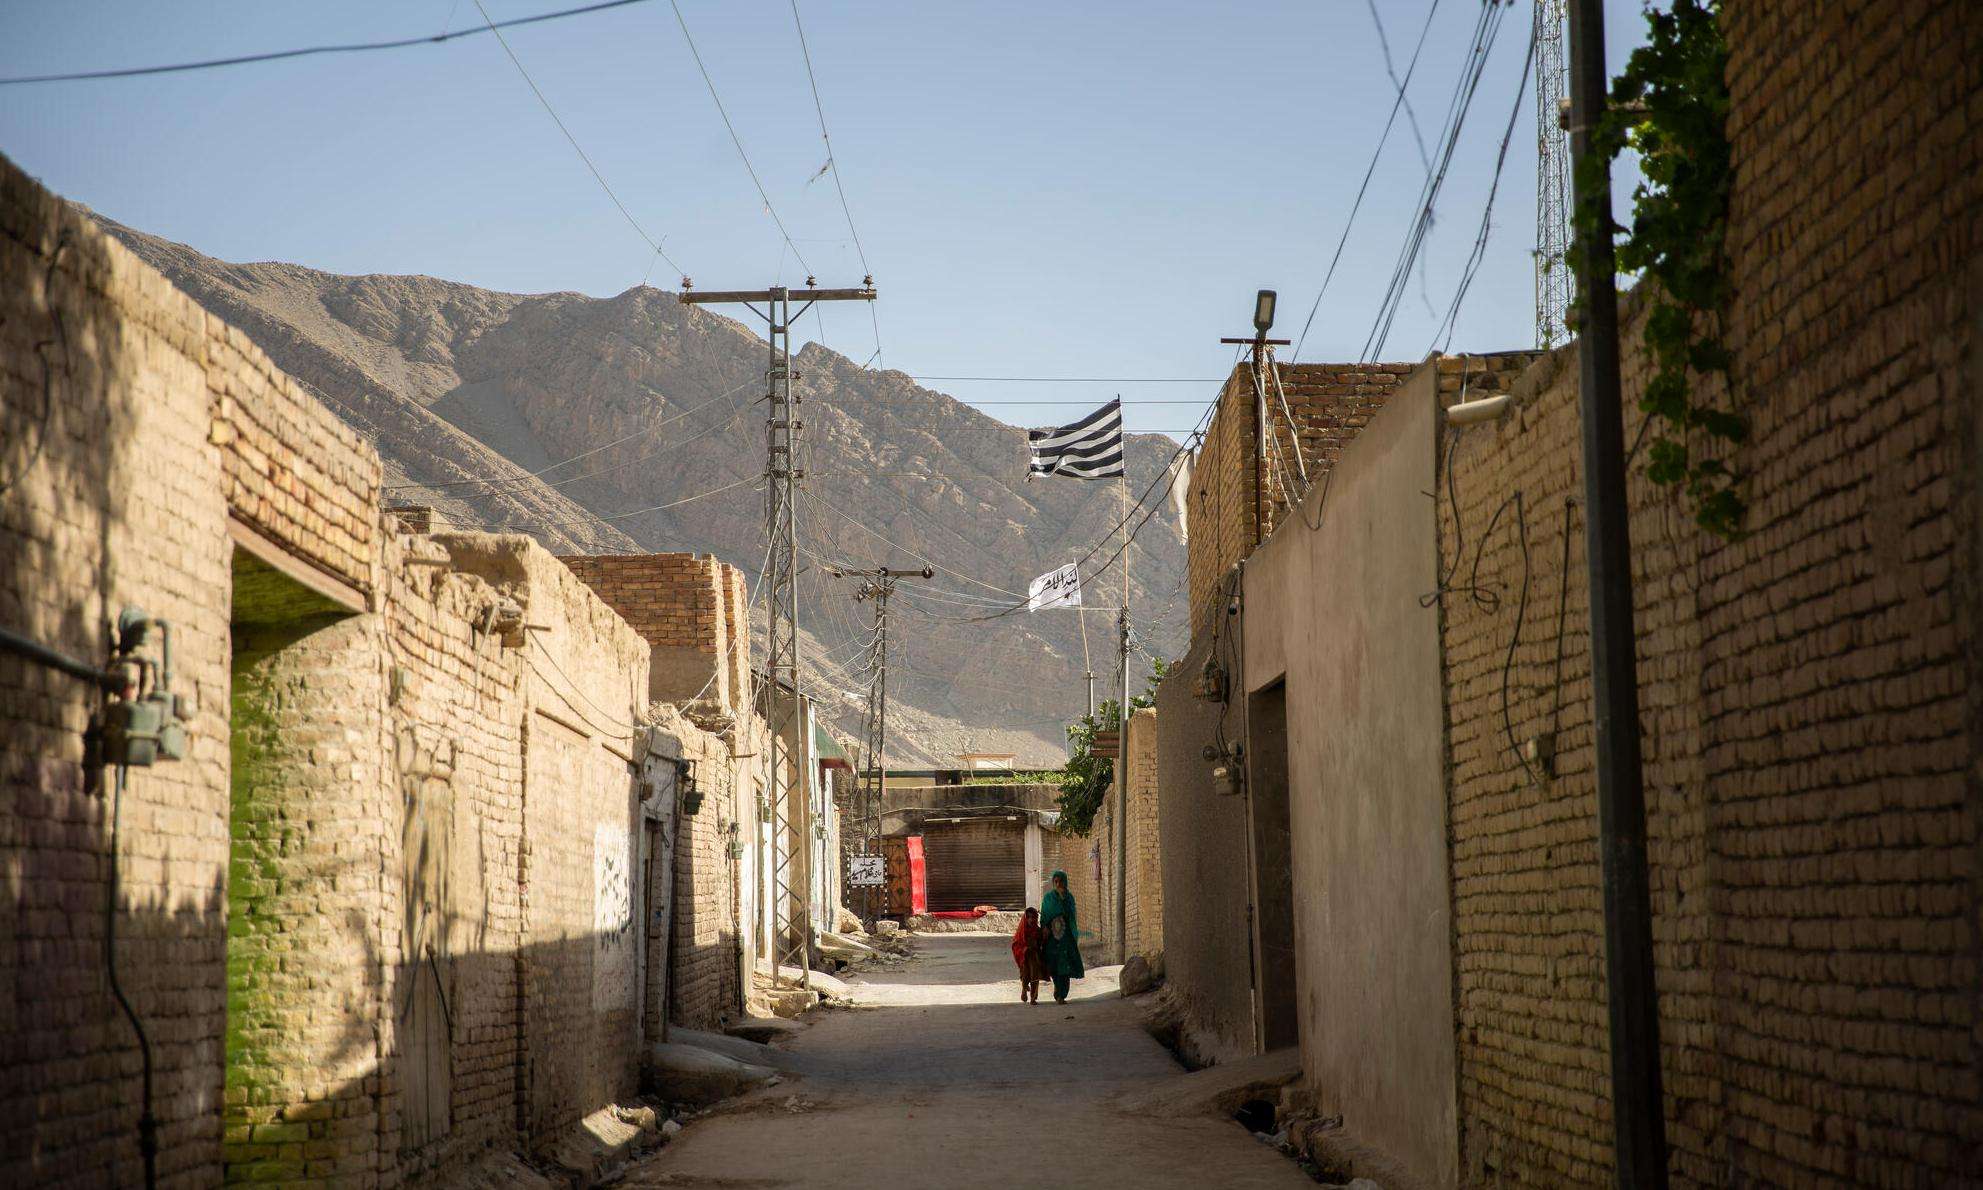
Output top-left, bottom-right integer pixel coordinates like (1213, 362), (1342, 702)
(1011, 915), (1044, 971)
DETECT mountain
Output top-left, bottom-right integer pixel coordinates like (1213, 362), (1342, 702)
(97, 217), (1187, 766)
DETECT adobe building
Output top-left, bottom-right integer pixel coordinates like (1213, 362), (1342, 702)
(1153, 4), (1983, 1179)
(0, 152), (784, 1187)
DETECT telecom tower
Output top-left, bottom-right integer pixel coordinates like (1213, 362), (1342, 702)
(1534, 0), (1574, 349)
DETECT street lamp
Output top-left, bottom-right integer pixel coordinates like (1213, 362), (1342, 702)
(1253, 289), (1278, 337)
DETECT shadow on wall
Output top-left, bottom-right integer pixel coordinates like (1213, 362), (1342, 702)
(2, 210), (236, 1186)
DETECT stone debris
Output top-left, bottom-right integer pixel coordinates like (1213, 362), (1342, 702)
(1118, 953), (1159, 997)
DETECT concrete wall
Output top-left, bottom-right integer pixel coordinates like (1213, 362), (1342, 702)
(1184, 361), (1419, 638)
(1242, 364), (1456, 1188)
(1152, 635), (1256, 1062)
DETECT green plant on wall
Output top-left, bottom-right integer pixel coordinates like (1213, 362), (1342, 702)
(1055, 658), (1167, 836)
(1580, 0), (1745, 538)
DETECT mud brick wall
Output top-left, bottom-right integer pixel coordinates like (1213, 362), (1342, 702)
(1122, 708), (1163, 958)
(0, 154), (239, 1187)
(378, 535), (529, 1178)
(1438, 330), (1720, 1185)
(443, 540), (650, 1149)
(1186, 362), (1411, 638)
(658, 709), (758, 1030)
(208, 320), (379, 600)
(1152, 634), (1257, 1063)
(1, 150), (752, 1186)
(559, 553), (748, 711)
(1708, 1), (1983, 1182)
(225, 610), (392, 1187)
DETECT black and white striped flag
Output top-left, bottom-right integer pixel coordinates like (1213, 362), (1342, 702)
(1027, 398), (1124, 480)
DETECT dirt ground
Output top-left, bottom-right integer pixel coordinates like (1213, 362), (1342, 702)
(623, 934), (1313, 1189)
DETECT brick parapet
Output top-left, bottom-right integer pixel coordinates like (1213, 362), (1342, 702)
(1187, 360), (1417, 638)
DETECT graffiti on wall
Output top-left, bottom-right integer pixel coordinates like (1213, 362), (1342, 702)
(594, 820), (633, 1010)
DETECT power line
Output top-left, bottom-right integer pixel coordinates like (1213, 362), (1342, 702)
(910, 375), (1224, 383)
(788, 0), (884, 369)
(385, 376), (757, 492)
(471, 0), (685, 278)
(1430, 18), (1540, 353)
(487, 473), (759, 530)
(0, 0), (659, 86)
(669, 0), (812, 275)
(1291, 0), (1444, 361)
(1361, 0), (1519, 361)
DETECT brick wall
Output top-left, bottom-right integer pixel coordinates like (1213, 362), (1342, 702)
(2, 153), (239, 1188)
(559, 552), (750, 711)
(1707, 2), (1982, 1182)
(656, 707), (760, 1030)
(1186, 361), (1416, 637)
(0, 151), (761, 1186)
(378, 535), (528, 1178)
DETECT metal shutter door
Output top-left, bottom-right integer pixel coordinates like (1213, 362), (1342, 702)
(922, 820), (1025, 911)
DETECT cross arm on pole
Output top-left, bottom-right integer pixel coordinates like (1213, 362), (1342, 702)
(680, 287), (877, 305)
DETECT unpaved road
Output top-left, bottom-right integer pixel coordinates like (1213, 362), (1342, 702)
(625, 935), (1312, 1189)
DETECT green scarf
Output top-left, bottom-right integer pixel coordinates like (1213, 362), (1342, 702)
(1039, 874), (1085, 978)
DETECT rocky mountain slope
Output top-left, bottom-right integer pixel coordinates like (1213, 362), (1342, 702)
(100, 218), (1187, 765)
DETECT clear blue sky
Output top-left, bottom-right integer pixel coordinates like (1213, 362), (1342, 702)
(0, 0), (1650, 438)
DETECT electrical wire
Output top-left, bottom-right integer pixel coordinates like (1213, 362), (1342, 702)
(1291, 0), (1444, 360)
(908, 375), (1225, 384)
(669, 0), (812, 276)
(105, 765), (159, 1190)
(1361, 0), (1518, 361)
(471, 0), (685, 278)
(495, 473), (759, 530)
(1430, 17), (1540, 353)
(788, 0), (883, 369)
(0, 0), (659, 86)
(386, 376), (758, 492)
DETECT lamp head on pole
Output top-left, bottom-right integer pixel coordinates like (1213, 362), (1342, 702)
(1253, 289), (1278, 337)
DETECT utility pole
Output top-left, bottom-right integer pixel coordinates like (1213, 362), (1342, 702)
(1564, 4), (1668, 1186)
(679, 278), (876, 990)
(1113, 605), (1130, 964)
(1222, 290), (1288, 544)
(1535, 0), (1574, 349)
(830, 564), (932, 924)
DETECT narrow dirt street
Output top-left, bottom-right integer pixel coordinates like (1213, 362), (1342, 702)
(626, 935), (1314, 1188)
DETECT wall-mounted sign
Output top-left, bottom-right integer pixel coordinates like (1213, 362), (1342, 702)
(848, 855), (885, 886)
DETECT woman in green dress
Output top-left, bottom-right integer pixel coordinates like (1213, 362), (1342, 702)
(1038, 870), (1085, 1003)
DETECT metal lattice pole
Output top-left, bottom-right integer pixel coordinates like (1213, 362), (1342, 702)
(829, 565), (930, 923)
(678, 281), (875, 990)
(1535, 0), (1574, 349)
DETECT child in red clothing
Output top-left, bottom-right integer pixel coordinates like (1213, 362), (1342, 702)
(1011, 907), (1048, 1003)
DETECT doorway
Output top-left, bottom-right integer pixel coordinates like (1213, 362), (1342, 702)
(1247, 680), (1298, 1051)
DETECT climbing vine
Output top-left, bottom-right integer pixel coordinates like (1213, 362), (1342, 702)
(1581, 0), (1745, 538)
(1055, 658), (1166, 836)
